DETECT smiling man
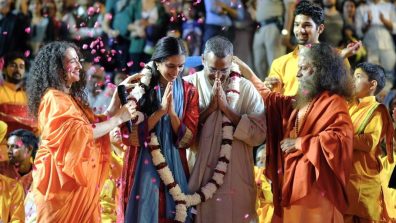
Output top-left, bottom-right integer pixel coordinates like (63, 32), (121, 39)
(0, 53), (36, 134)
(264, 0), (359, 96)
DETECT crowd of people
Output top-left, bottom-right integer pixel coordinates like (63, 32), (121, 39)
(2, 0), (396, 222)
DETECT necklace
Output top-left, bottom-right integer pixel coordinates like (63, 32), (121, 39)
(295, 101), (312, 136)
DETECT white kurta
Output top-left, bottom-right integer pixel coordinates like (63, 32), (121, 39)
(184, 70), (267, 223)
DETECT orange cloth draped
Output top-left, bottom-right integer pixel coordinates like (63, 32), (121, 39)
(0, 82), (36, 134)
(0, 103), (36, 133)
(33, 89), (110, 223)
(250, 75), (354, 219)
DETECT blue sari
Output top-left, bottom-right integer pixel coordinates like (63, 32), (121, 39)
(125, 76), (191, 222)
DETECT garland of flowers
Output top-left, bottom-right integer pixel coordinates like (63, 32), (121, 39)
(129, 62), (241, 222)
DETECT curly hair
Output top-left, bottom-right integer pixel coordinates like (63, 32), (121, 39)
(139, 36), (186, 116)
(26, 41), (88, 117)
(295, 0), (324, 26)
(304, 42), (353, 99)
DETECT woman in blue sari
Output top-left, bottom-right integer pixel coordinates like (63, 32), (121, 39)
(119, 36), (199, 223)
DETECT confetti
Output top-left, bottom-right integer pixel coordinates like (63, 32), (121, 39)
(87, 6), (95, 16)
(24, 50), (30, 57)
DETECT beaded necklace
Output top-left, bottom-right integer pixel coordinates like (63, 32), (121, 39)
(295, 101), (313, 136)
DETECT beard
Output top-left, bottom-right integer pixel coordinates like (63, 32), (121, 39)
(294, 75), (319, 109)
(5, 72), (23, 84)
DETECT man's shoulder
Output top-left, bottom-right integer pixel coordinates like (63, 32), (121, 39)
(317, 91), (349, 109)
(182, 70), (203, 83)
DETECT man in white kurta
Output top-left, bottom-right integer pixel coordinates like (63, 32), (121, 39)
(184, 36), (266, 223)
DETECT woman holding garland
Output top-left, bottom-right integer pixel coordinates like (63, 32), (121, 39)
(27, 41), (138, 222)
(119, 36), (199, 223)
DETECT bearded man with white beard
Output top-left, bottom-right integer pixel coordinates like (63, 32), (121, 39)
(236, 42), (354, 223)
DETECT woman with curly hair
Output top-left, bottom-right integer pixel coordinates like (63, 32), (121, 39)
(119, 36), (199, 223)
(26, 41), (138, 222)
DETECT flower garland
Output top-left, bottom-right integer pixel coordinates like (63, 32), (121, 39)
(129, 62), (241, 222)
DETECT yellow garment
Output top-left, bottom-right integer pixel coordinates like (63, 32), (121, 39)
(0, 174), (25, 223)
(269, 47), (350, 96)
(346, 96), (384, 220)
(381, 154), (396, 221)
(254, 166), (274, 223)
(0, 81), (27, 104)
(268, 48), (299, 96)
(0, 121), (7, 162)
(100, 150), (124, 223)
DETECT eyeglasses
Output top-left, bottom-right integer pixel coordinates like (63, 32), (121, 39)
(206, 66), (231, 76)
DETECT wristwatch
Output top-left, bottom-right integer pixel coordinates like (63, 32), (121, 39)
(281, 29), (289, 36)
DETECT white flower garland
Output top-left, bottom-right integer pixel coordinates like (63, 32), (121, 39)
(129, 62), (241, 222)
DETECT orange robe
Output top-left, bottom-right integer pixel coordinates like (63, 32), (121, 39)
(250, 75), (354, 221)
(33, 89), (111, 223)
(346, 97), (394, 221)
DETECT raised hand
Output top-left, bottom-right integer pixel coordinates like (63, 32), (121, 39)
(264, 76), (282, 91)
(341, 41), (362, 59)
(106, 74), (143, 116)
(117, 101), (137, 123)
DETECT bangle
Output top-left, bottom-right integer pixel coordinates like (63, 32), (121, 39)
(281, 29), (289, 36)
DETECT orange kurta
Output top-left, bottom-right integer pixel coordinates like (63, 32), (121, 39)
(250, 74), (354, 221)
(33, 89), (110, 223)
(346, 96), (394, 221)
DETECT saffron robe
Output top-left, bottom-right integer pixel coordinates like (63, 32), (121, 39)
(118, 80), (199, 222)
(346, 96), (394, 220)
(249, 74), (354, 220)
(33, 89), (111, 223)
(184, 71), (267, 223)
